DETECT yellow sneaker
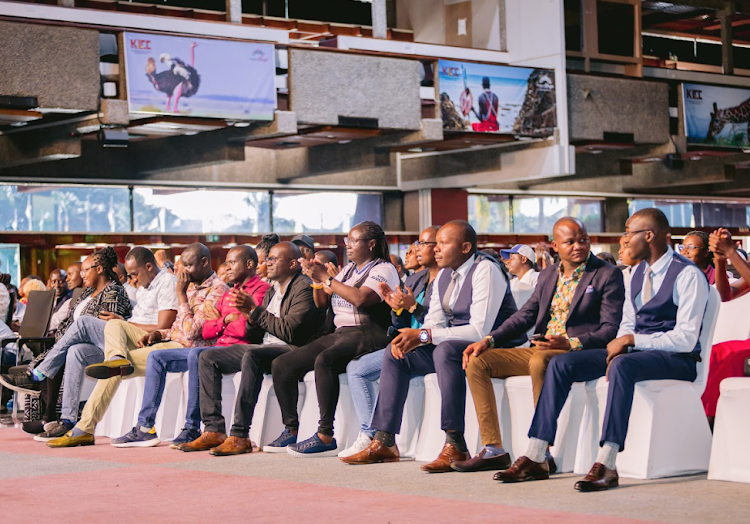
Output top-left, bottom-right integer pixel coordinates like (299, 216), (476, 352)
(47, 430), (95, 448)
(85, 358), (134, 379)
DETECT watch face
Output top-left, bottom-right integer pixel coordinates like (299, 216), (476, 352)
(419, 330), (429, 343)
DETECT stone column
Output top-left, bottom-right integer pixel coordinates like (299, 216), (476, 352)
(372, 0), (388, 39)
(226, 0), (242, 24)
(720, 5), (735, 75)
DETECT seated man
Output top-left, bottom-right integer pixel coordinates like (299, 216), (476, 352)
(342, 220), (525, 472)
(111, 245), (269, 448)
(178, 242), (322, 455)
(496, 208), (709, 491)
(48, 264), (85, 332)
(501, 244), (539, 288)
(48, 243), (227, 447)
(339, 225), (440, 458)
(291, 234), (315, 262)
(454, 218), (624, 473)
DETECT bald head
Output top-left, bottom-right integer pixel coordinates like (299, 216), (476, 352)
(266, 241), (302, 282)
(552, 217), (586, 240)
(551, 216), (590, 267)
(180, 243), (213, 283)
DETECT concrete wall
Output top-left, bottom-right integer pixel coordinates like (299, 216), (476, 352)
(0, 21), (100, 110)
(289, 49), (421, 130)
(567, 74), (670, 144)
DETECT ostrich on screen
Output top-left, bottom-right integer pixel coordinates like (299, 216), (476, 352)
(145, 42), (201, 113)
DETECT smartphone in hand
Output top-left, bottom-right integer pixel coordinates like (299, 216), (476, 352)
(530, 334), (548, 342)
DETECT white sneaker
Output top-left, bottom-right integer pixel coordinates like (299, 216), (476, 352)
(337, 432), (373, 458)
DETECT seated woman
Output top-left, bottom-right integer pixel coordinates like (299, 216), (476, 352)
(265, 221), (400, 457)
(339, 226), (440, 458)
(702, 229), (750, 427)
(680, 230), (716, 285)
(8, 247), (132, 439)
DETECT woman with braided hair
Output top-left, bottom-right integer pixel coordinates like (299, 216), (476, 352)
(1, 247), (133, 439)
(264, 221), (400, 457)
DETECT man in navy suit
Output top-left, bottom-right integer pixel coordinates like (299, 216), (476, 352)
(453, 217), (625, 473)
(496, 208), (709, 492)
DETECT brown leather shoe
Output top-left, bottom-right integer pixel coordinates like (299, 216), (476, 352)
(574, 462), (619, 492)
(493, 456), (550, 482)
(421, 443), (470, 473)
(177, 431), (226, 452)
(340, 439), (400, 465)
(451, 448), (511, 472)
(210, 436), (253, 456)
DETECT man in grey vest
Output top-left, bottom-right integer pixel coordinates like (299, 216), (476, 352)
(342, 220), (524, 471)
(496, 208), (709, 491)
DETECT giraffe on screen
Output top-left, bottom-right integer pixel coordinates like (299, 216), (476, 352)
(706, 98), (750, 141)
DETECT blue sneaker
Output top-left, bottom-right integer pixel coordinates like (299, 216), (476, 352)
(263, 428), (297, 453)
(169, 428), (202, 449)
(111, 427), (160, 448)
(287, 433), (338, 458)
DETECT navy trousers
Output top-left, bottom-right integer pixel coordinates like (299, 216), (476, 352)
(529, 349), (697, 450)
(370, 339), (469, 435)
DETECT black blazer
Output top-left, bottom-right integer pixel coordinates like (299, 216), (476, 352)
(490, 255), (625, 349)
(247, 271), (323, 348)
(391, 269), (434, 329)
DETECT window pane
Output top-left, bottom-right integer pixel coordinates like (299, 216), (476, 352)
(272, 192), (382, 233)
(0, 244), (20, 288)
(628, 200), (695, 228)
(513, 197), (603, 234)
(133, 188), (270, 233)
(0, 184), (130, 233)
(468, 195), (510, 233)
(597, 1), (634, 57)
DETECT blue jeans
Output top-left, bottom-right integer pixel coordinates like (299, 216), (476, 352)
(61, 343), (104, 422)
(37, 316), (107, 379)
(346, 348), (384, 438)
(137, 346), (220, 431)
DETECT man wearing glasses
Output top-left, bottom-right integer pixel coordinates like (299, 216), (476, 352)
(496, 209), (708, 491)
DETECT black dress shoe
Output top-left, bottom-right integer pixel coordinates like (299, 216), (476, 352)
(574, 462), (619, 492)
(493, 456), (550, 482)
(22, 420), (45, 434)
(548, 456), (558, 474)
(451, 449), (511, 472)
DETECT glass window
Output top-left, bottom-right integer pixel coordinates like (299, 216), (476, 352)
(468, 195), (510, 233)
(629, 199), (750, 228)
(513, 197), (603, 234)
(596, 1), (634, 57)
(0, 185), (130, 233)
(272, 192), (382, 233)
(0, 244), (20, 288)
(133, 188), (270, 233)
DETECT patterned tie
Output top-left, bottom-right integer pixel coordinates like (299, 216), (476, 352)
(642, 267), (653, 304)
(442, 271), (459, 315)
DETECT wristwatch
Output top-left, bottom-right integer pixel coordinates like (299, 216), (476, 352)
(419, 329), (431, 344)
(325, 276), (334, 287)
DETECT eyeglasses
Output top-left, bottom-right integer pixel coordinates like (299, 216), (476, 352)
(677, 244), (705, 254)
(266, 256), (294, 264)
(414, 241), (437, 247)
(343, 237), (369, 247)
(623, 229), (651, 240)
(81, 264), (99, 274)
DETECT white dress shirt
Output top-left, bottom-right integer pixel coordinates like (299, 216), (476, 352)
(617, 247), (708, 353)
(518, 269), (539, 287)
(423, 254), (506, 345)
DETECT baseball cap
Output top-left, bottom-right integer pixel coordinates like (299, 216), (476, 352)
(500, 244), (537, 264)
(291, 234), (315, 251)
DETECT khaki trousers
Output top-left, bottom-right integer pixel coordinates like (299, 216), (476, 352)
(75, 319), (182, 433)
(465, 346), (569, 447)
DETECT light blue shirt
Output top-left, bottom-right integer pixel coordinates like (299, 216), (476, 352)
(617, 246), (708, 353)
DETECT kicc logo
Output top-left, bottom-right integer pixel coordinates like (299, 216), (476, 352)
(250, 48), (269, 62)
(686, 89), (703, 100)
(441, 66), (460, 77)
(130, 39), (152, 51)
